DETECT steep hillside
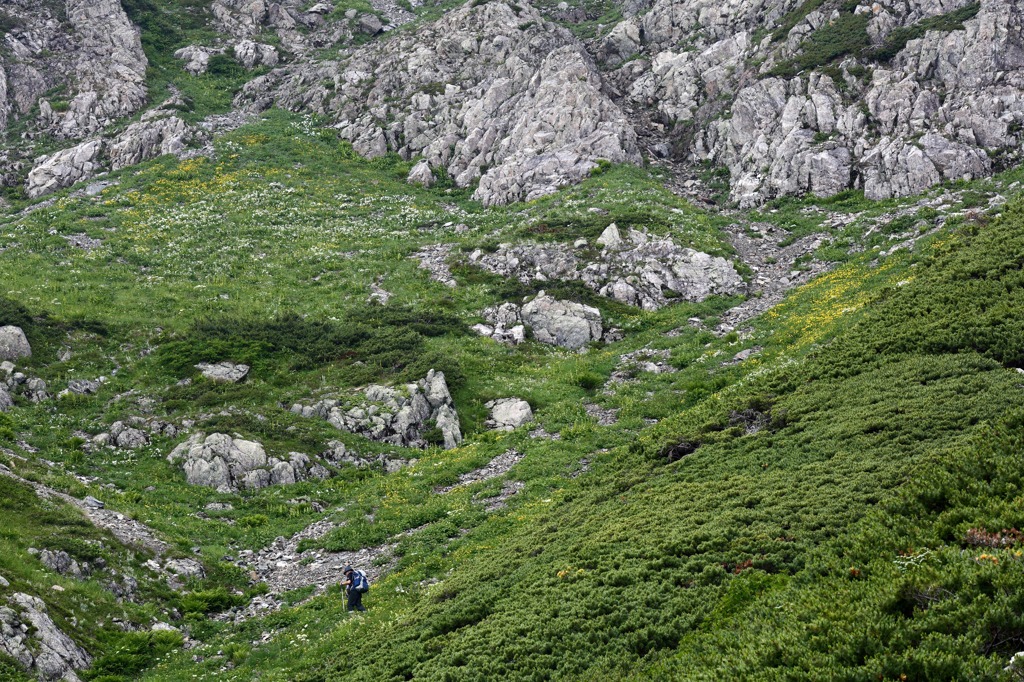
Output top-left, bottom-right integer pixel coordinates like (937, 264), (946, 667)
(1, 1), (1024, 681)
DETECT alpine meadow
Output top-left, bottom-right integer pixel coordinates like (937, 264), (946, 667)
(1, 0), (1024, 680)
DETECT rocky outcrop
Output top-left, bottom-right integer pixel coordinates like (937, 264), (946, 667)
(290, 370), (463, 449)
(0, 326), (31, 361)
(195, 361), (250, 383)
(485, 399), (534, 431)
(26, 102), (197, 198)
(238, 1), (639, 205)
(167, 433), (330, 492)
(469, 227), (743, 310)
(607, 0), (1024, 205)
(475, 303), (528, 346)
(477, 294), (604, 350)
(0, 593), (91, 682)
(56, 0), (148, 138)
(0, 0), (147, 143)
(26, 140), (104, 199)
(38, 550), (89, 580)
(108, 113), (193, 171)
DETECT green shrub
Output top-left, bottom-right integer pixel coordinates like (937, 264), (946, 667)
(770, 13), (870, 78)
(180, 588), (246, 615)
(84, 631), (183, 681)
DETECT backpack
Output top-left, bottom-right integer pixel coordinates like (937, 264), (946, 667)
(352, 570), (370, 593)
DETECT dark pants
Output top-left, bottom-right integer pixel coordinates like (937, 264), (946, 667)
(347, 589), (366, 612)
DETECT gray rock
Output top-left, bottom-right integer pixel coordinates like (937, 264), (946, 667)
(407, 160), (435, 187)
(164, 558), (205, 580)
(67, 379), (100, 396)
(26, 140), (104, 199)
(195, 361), (250, 383)
(82, 496), (105, 510)
(109, 422), (148, 449)
(472, 233), (742, 311)
(521, 292), (603, 350)
(0, 327), (30, 361)
(0, 361), (15, 375)
(39, 550), (85, 579)
(485, 398), (534, 431)
(233, 40), (279, 69)
(356, 13), (384, 35)
(24, 378), (49, 404)
(0, 386), (12, 413)
(0, 593), (91, 682)
(596, 223), (624, 250)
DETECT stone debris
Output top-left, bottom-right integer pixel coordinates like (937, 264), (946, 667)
(368, 278), (393, 305)
(0, 593), (92, 682)
(436, 449), (525, 494)
(584, 402), (620, 426)
(480, 480), (524, 512)
(167, 433), (331, 492)
(219, 518), (402, 621)
(469, 228), (743, 310)
(196, 361), (250, 383)
(411, 244), (458, 288)
(609, 348), (677, 384)
(485, 399), (534, 431)
(62, 233), (103, 250)
(291, 370), (463, 450)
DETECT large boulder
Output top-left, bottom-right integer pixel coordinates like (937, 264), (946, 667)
(485, 398), (534, 431)
(168, 433), (328, 492)
(0, 326), (31, 361)
(0, 386), (12, 412)
(521, 293), (603, 350)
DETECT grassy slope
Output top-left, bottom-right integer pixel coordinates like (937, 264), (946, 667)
(0, 113), (1021, 682)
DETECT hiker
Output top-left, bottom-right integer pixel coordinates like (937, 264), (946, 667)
(341, 565), (369, 612)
